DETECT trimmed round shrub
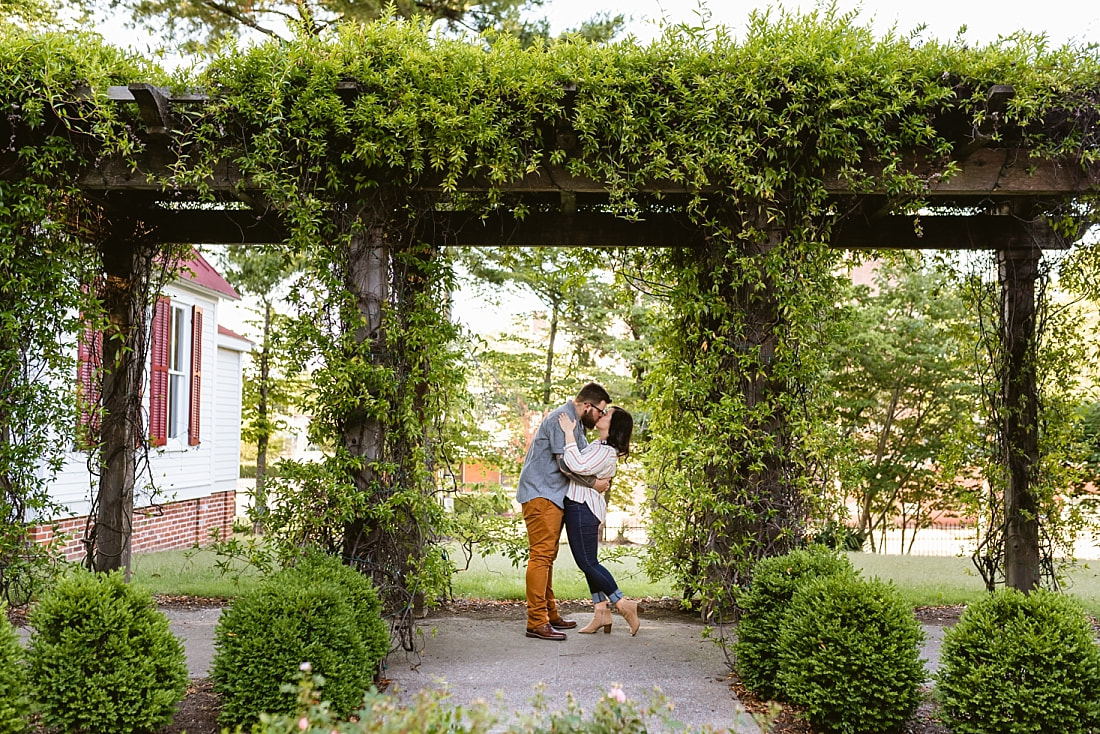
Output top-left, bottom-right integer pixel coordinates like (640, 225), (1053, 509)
(735, 546), (856, 697)
(777, 574), (925, 734)
(0, 605), (29, 734)
(25, 568), (187, 734)
(287, 552), (390, 668)
(934, 588), (1100, 734)
(212, 553), (388, 727)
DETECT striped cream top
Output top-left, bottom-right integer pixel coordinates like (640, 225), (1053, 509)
(562, 440), (618, 524)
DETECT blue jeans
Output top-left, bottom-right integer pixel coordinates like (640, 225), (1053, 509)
(564, 498), (623, 604)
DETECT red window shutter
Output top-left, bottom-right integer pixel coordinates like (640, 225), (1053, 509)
(77, 326), (102, 449)
(149, 297), (170, 447)
(189, 305), (203, 446)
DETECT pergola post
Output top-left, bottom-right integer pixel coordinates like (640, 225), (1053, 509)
(690, 210), (805, 615)
(91, 238), (150, 577)
(998, 244), (1041, 592)
(340, 211), (389, 565)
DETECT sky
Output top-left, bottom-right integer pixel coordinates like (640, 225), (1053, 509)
(96, 0), (1100, 65)
(542, 0), (1100, 47)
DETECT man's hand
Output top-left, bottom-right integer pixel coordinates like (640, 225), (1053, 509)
(594, 478), (610, 493)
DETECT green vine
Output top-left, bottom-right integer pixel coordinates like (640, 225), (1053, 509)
(0, 27), (162, 591)
(3, 8), (1100, 623)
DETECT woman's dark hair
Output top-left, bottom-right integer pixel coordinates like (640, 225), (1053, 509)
(605, 407), (633, 457)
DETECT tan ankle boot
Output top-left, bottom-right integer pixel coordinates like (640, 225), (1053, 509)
(577, 601), (612, 634)
(614, 598), (641, 636)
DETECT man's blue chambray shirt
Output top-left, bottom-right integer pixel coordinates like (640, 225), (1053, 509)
(515, 400), (589, 509)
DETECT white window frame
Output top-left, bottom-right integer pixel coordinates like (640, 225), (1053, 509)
(167, 302), (191, 441)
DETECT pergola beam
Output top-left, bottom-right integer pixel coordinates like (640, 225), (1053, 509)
(145, 209), (289, 244)
(833, 214), (1068, 250)
(60, 147), (1099, 200)
(163, 208), (1068, 250)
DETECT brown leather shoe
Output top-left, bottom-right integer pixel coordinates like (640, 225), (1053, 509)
(526, 623), (567, 641)
(549, 617), (577, 630)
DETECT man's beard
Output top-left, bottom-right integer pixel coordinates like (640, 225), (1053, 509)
(580, 411), (598, 430)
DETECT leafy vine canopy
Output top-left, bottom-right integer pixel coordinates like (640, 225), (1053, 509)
(1, 7), (1097, 229)
(4, 5), (1100, 606)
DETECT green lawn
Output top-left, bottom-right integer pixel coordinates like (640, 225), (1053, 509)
(448, 543), (671, 601)
(129, 547), (264, 598)
(848, 552), (1100, 617)
(127, 544), (1100, 617)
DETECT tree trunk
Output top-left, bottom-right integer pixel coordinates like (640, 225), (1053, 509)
(252, 300), (272, 535)
(542, 303), (559, 406)
(999, 246), (1041, 592)
(92, 240), (149, 577)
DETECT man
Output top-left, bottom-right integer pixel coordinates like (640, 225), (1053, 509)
(516, 382), (612, 640)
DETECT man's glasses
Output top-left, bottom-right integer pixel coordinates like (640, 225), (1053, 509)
(586, 403), (609, 416)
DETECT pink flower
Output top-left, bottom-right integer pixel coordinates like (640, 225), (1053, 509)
(298, 716), (309, 730)
(608, 687), (627, 703)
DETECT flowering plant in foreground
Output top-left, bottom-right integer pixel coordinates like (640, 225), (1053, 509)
(240, 673), (772, 733)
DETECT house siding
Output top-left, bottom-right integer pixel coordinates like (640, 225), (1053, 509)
(30, 266), (248, 560)
(214, 344), (243, 486)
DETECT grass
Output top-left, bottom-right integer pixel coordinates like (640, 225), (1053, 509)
(848, 552), (1100, 618)
(129, 547), (264, 598)
(448, 543), (673, 601)
(848, 553), (991, 609)
(126, 544), (1100, 617)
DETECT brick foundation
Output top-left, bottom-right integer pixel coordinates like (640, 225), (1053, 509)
(29, 490), (236, 560)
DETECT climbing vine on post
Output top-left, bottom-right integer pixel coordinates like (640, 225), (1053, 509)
(3, 7), (1100, 625)
(0, 28), (167, 584)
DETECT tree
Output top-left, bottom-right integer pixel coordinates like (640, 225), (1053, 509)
(823, 258), (982, 552)
(0, 224), (90, 602)
(208, 245), (302, 534)
(94, 0), (622, 54)
(0, 0), (58, 27)
(459, 246), (621, 408)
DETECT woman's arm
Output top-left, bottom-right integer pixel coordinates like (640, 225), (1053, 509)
(556, 412), (611, 491)
(561, 441), (617, 477)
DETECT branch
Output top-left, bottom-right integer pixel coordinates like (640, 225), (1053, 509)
(201, 0), (286, 40)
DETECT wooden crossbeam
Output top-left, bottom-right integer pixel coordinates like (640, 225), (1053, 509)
(144, 209), (288, 244)
(443, 211), (1066, 249)
(128, 84), (172, 137)
(833, 214), (1067, 250)
(162, 207), (1067, 250)
(436, 211), (702, 247)
(67, 147), (1097, 199)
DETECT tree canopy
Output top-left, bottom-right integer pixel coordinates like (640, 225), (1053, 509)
(80, 0), (623, 54)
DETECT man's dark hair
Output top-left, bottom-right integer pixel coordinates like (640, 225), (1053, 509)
(606, 407), (633, 457)
(576, 382), (611, 405)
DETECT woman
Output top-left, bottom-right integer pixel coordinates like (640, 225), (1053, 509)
(557, 406), (641, 635)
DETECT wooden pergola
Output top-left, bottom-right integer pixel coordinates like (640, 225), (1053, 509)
(11, 81), (1099, 589)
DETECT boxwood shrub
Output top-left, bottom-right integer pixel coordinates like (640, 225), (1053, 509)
(212, 552), (389, 728)
(286, 551), (390, 668)
(934, 588), (1100, 734)
(25, 568), (187, 734)
(777, 573), (925, 734)
(0, 605), (28, 734)
(735, 545), (856, 698)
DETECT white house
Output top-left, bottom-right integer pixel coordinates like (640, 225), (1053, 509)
(31, 249), (251, 559)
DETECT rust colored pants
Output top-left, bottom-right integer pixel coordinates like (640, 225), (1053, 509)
(522, 497), (565, 630)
